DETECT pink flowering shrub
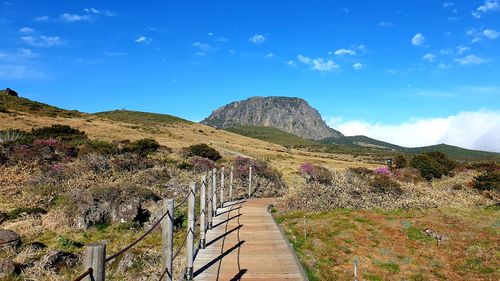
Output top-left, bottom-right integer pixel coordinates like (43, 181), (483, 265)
(374, 166), (391, 175)
(299, 162), (333, 185)
(189, 156), (215, 172)
(33, 139), (60, 147)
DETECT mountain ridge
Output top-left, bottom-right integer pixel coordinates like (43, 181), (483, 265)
(201, 96), (343, 140)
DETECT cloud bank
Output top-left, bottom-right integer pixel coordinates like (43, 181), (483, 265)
(327, 110), (500, 152)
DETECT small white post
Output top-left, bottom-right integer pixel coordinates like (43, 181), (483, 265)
(186, 182), (196, 280)
(220, 167), (225, 207)
(248, 166), (252, 198)
(200, 176), (206, 249)
(354, 257), (358, 281)
(212, 168), (217, 215)
(207, 171), (213, 229)
(229, 167), (234, 201)
(161, 199), (174, 281)
(84, 243), (106, 281)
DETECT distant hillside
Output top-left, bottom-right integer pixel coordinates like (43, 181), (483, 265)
(201, 96), (343, 140)
(404, 144), (500, 160)
(0, 88), (82, 118)
(322, 135), (405, 151)
(95, 110), (191, 126)
(225, 125), (320, 147)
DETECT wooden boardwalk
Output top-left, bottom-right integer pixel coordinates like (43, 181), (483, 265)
(193, 198), (307, 281)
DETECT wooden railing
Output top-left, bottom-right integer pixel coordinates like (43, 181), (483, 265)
(72, 166), (253, 281)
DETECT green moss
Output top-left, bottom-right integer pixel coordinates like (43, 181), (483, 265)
(406, 226), (433, 242)
(6, 207), (47, 220)
(374, 260), (400, 273)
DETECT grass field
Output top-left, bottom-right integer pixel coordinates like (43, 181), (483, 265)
(94, 110), (191, 126)
(274, 206), (499, 280)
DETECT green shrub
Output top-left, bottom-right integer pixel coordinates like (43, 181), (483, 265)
(370, 174), (403, 195)
(0, 105), (8, 113)
(31, 124), (87, 142)
(177, 161), (193, 170)
(80, 140), (118, 155)
(6, 207), (47, 220)
(348, 167), (374, 177)
(472, 171), (500, 191)
(394, 155), (407, 169)
(409, 152), (455, 181)
(128, 138), (160, 156)
(188, 143), (222, 161)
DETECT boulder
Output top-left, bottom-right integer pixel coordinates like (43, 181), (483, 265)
(75, 202), (111, 229)
(4, 88), (18, 97)
(116, 253), (135, 273)
(0, 259), (15, 279)
(38, 250), (80, 272)
(0, 229), (21, 248)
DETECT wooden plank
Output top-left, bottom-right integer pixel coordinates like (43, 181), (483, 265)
(193, 198), (307, 281)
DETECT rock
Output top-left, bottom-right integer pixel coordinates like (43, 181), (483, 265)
(116, 253), (135, 273)
(201, 96), (344, 140)
(38, 250), (80, 272)
(4, 88), (18, 97)
(0, 213), (6, 225)
(75, 203), (111, 229)
(0, 229), (21, 248)
(25, 241), (47, 250)
(0, 259), (15, 279)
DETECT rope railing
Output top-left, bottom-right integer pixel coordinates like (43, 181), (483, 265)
(72, 165), (253, 281)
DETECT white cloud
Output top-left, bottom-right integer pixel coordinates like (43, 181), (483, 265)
(287, 60), (296, 67)
(352, 63), (364, 70)
(467, 28), (499, 42)
(215, 37), (228, 42)
(60, 13), (91, 22)
(135, 36), (152, 44)
(0, 48), (39, 61)
(83, 8), (115, 17)
(443, 2), (455, 7)
(333, 48), (356, 56)
(191, 42), (211, 51)
(327, 110), (500, 152)
(379, 21), (394, 27)
(454, 54), (489, 65)
(19, 27), (34, 33)
(456, 45), (471, 55)
(0, 64), (45, 80)
(21, 35), (63, 47)
(297, 54), (338, 72)
(422, 53), (436, 62)
(411, 33), (426, 46)
(472, 0), (500, 18)
(34, 15), (49, 22)
(265, 52), (275, 58)
(483, 29), (499, 39)
(249, 34), (266, 45)
(207, 32), (214, 36)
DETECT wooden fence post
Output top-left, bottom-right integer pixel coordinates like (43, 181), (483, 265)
(354, 257), (358, 281)
(229, 167), (233, 201)
(220, 167), (225, 207)
(212, 168), (217, 215)
(161, 199), (174, 281)
(207, 170), (213, 229)
(84, 243), (106, 281)
(200, 176), (207, 249)
(186, 182), (196, 280)
(248, 166), (252, 198)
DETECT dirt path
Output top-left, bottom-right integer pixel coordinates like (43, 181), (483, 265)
(193, 198), (307, 281)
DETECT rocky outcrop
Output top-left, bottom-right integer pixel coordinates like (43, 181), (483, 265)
(38, 250), (80, 272)
(0, 229), (21, 248)
(201, 96), (343, 140)
(4, 88), (18, 97)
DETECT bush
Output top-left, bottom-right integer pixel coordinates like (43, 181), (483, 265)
(234, 156), (269, 178)
(80, 140), (118, 155)
(370, 174), (403, 195)
(31, 125), (87, 142)
(188, 144), (221, 161)
(394, 155), (407, 169)
(393, 167), (424, 183)
(347, 167), (374, 178)
(128, 138), (160, 156)
(374, 166), (391, 175)
(299, 162), (333, 185)
(177, 161), (193, 170)
(409, 152), (456, 181)
(472, 171), (500, 191)
(112, 153), (154, 172)
(189, 156), (215, 172)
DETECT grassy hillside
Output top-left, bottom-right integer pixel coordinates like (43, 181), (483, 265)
(94, 110), (191, 126)
(225, 125), (320, 147)
(322, 135), (405, 151)
(405, 144), (500, 161)
(0, 89), (82, 117)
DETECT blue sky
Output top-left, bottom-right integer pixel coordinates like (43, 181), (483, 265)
(1, 1), (499, 151)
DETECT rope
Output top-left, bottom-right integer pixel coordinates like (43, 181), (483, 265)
(105, 191), (190, 263)
(72, 267), (92, 281)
